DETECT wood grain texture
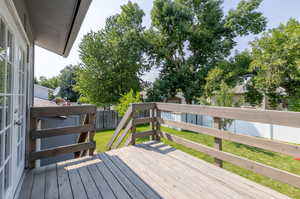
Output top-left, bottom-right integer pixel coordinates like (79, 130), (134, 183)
(213, 117), (223, 168)
(45, 164), (59, 199)
(31, 105), (96, 117)
(146, 141), (289, 199)
(78, 166), (103, 199)
(158, 118), (300, 157)
(31, 124), (95, 139)
(30, 142), (96, 160)
(124, 134), (133, 147)
(106, 153), (162, 199)
(113, 120), (133, 149)
(19, 143), (290, 199)
(133, 103), (156, 111)
(31, 167), (46, 199)
(75, 114), (90, 158)
(131, 111), (137, 145)
(134, 117), (155, 125)
(94, 155), (132, 199)
(159, 131), (300, 189)
(99, 153), (146, 199)
(135, 130), (155, 139)
(18, 170), (34, 199)
(107, 106), (133, 150)
(28, 117), (38, 169)
(156, 103), (300, 128)
(87, 164), (117, 199)
(88, 112), (97, 156)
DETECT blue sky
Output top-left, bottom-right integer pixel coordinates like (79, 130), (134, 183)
(35, 0), (300, 82)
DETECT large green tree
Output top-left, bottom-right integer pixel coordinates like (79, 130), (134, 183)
(38, 76), (60, 89)
(147, 0), (266, 103)
(205, 51), (253, 97)
(76, 2), (149, 107)
(59, 65), (80, 102)
(247, 19), (300, 109)
(36, 65), (80, 102)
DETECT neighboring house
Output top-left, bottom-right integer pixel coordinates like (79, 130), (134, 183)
(34, 84), (54, 100)
(230, 80), (287, 110)
(164, 92), (187, 104)
(0, 1), (91, 199)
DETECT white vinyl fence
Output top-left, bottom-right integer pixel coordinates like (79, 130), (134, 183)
(162, 112), (300, 144)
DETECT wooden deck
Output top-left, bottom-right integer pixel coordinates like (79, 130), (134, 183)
(19, 141), (290, 199)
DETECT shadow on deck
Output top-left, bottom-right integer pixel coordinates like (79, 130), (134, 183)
(19, 141), (290, 199)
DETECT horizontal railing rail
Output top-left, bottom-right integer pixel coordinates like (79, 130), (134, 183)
(157, 118), (300, 157)
(108, 102), (300, 190)
(29, 105), (97, 168)
(154, 102), (300, 189)
(30, 105), (96, 117)
(158, 131), (300, 189)
(156, 103), (300, 128)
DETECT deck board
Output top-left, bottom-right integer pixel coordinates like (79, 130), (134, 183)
(44, 164), (59, 199)
(19, 142), (291, 199)
(86, 164), (117, 199)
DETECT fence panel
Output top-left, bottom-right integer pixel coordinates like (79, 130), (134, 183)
(95, 109), (150, 131)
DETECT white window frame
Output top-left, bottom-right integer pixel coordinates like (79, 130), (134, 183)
(0, 11), (28, 199)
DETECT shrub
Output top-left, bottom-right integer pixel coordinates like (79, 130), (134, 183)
(116, 89), (142, 116)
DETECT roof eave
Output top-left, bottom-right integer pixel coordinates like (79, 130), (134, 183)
(62, 0), (92, 57)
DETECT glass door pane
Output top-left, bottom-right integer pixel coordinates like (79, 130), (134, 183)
(0, 18), (14, 199)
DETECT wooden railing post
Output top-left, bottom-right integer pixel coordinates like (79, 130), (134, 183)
(150, 108), (155, 140)
(131, 104), (137, 145)
(213, 117), (223, 168)
(155, 108), (161, 141)
(28, 117), (37, 169)
(88, 112), (96, 156)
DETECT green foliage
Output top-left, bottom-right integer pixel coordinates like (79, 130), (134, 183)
(215, 81), (235, 108)
(37, 65), (80, 102)
(59, 65), (80, 102)
(38, 76), (60, 89)
(225, 0), (267, 36)
(288, 96), (300, 112)
(212, 81), (237, 129)
(244, 81), (264, 106)
(205, 51), (253, 97)
(75, 2), (149, 107)
(48, 90), (55, 101)
(78, 96), (90, 104)
(249, 19), (300, 109)
(148, 0), (266, 103)
(116, 89), (142, 116)
(144, 79), (167, 102)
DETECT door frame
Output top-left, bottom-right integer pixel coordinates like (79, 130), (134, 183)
(0, 1), (30, 199)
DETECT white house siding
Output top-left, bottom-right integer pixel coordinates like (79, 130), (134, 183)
(34, 84), (53, 100)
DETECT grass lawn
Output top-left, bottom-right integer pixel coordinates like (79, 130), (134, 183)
(94, 125), (300, 198)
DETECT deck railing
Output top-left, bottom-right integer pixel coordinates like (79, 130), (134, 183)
(108, 102), (300, 189)
(28, 105), (97, 168)
(107, 103), (159, 150)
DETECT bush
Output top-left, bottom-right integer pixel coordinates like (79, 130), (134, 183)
(116, 89), (142, 116)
